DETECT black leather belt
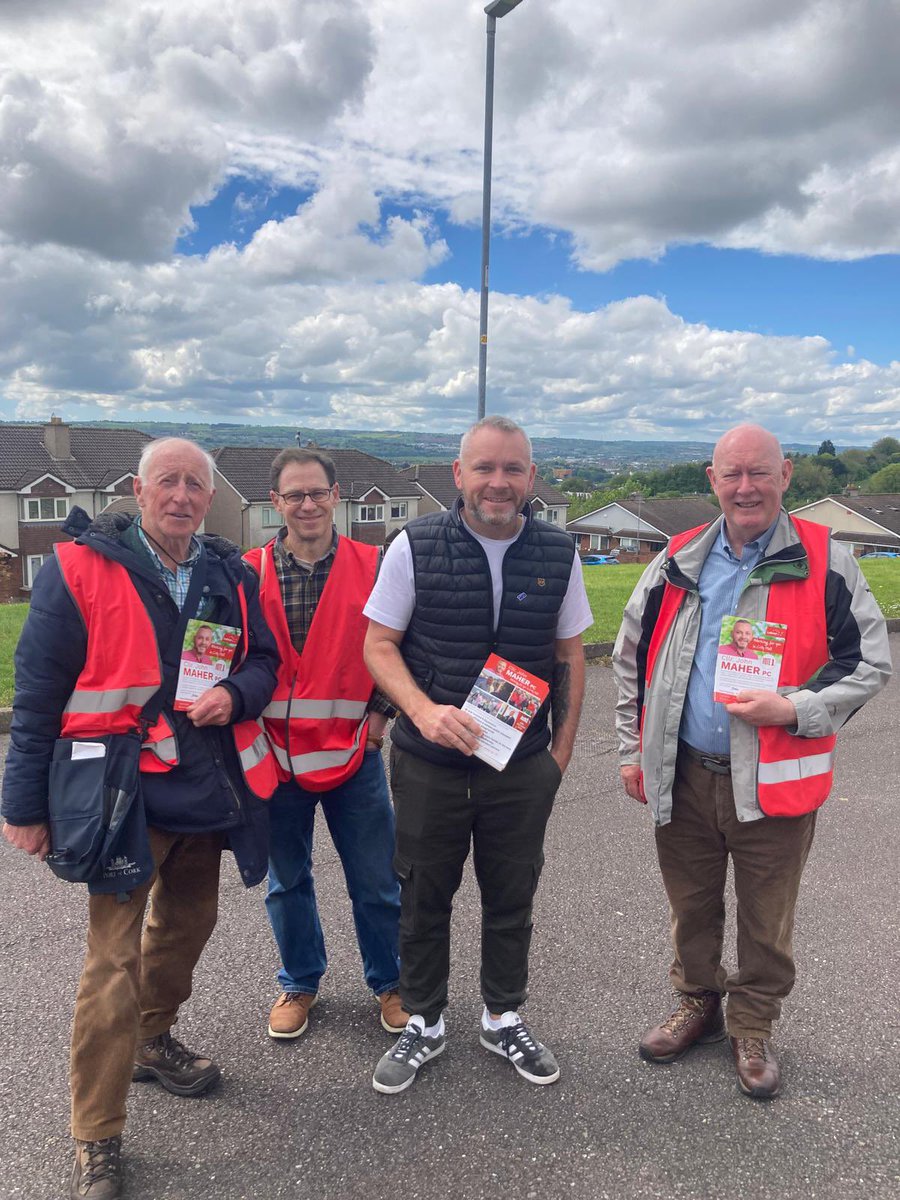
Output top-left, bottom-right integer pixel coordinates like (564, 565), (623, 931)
(679, 741), (731, 775)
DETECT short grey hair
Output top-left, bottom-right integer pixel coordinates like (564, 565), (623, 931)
(459, 415), (532, 464)
(138, 438), (216, 488)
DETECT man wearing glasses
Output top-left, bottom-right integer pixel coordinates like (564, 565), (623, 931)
(244, 449), (406, 1042)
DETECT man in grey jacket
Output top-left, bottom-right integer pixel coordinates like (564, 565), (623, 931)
(613, 424), (890, 1099)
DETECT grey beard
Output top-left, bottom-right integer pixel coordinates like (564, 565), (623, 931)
(469, 500), (520, 528)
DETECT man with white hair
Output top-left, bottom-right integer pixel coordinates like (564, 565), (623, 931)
(2, 438), (279, 1198)
(614, 423), (890, 1099)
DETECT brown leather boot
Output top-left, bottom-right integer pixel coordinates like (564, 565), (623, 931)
(70, 1136), (122, 1199)
(132, 1030), (220, 1096)
(731, 1036), (780, 1099)
(639, 990), (725, 1063)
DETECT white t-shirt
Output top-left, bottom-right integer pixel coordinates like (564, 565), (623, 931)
(364, 518), (594, 639)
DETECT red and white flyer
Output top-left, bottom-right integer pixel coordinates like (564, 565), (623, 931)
(461, 653), (550, 771)
(713, 616), (787, 703)
(174, 619), (241, 711)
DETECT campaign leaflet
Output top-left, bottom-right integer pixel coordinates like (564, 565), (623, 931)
(713, 616), (787, 703)
(461, 653), (550, 771)
(174, 619), (241, 711)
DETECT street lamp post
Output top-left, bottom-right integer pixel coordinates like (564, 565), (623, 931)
(477, 0), (525, 420)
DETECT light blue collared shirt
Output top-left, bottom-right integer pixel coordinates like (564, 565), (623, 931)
(679, 518), (779, 756)
(135, 515), (203, 613)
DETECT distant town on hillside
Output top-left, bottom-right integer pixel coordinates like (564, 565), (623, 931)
(27, 419), (825, 473)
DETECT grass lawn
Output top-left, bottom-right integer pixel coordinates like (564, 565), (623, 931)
(581, 557), (900, 644)
(0, 558), (897, 708)
(1, 604), (28, 709)
(581, 564), (645, 643)
(857, 558), (900, 620)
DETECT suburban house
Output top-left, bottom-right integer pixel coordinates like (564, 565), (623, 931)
(0, 418), (152, 600)
(208, 446), (423, 548)
(790, 494), (900, 555)
(567, 496), (720, 562)
(400, 464), (570, 527)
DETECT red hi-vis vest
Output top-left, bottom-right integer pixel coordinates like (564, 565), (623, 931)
(646, 518), (837, 818)
(243, 537), (379, 793)
(55, 542), (278, 800)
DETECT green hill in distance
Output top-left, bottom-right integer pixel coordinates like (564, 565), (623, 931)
(22, 419), (822, 471)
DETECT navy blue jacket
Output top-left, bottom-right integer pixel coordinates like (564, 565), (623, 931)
(1, 509), (279, 887)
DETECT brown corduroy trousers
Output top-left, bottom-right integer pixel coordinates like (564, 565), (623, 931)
(654, 751), (817, 1039)
(69, 828), (224, 1141)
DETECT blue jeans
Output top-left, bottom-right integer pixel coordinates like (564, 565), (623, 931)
(265, 749), (401, 996)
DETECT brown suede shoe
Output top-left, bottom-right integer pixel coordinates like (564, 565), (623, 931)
(70, 1136), (122, 1199)
(378, 990), (410, 1034)
(731, 1036), (780, 1099)
(268, 991), (318, 1040)
(132, 1030), (220, 1096)
(639, 990), (726, 1063)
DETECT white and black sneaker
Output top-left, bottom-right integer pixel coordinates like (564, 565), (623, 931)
(480, 1013), (560, 1085)
(372, 1017), (446, 1094)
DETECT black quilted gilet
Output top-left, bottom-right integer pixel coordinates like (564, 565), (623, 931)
(392, 500), (575, 768)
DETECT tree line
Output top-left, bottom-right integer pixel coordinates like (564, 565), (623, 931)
(552, 438), (900, 521)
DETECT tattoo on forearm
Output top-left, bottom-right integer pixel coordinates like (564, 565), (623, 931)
(551, 660), (571, 730)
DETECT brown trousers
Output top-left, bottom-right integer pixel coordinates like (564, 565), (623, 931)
(69, 828), (224, 1141)
(654, 752), (817, 1039)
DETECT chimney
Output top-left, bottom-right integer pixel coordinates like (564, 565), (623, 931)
(44, 415), (72, 460)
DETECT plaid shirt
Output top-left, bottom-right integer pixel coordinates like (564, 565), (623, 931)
(272, 528), (394, 717)
(135, 516), (213, 618)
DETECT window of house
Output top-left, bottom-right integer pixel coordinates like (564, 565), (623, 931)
(97, 494), (113, 511)
(25, 554), (50, 587)
(619, 537), (639, 552)
(357, 504), (384, 522)
(588, 534), (610, 550)
(390, 502), (407, 520)
(261, 506), (282, 527)
(20, 496), (69, 521)
(544, 508), (559, 524)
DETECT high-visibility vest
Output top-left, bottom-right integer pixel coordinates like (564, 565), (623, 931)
(55, 541), (278, 800)
(644, 517), (836, 818)
(244, 537), (379, 793)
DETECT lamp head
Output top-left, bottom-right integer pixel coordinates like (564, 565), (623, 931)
(485, 0), (525, 16)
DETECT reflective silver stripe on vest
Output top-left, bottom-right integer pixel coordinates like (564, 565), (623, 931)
(287, 715), (366, 777)
(145, 735), (177, 763)
(758, 751), (835, 785)
(65, 685), (159, 715)
(263, 699), (369, 721)
(239, 729), (271, 772)
(288, 744), (361, 775)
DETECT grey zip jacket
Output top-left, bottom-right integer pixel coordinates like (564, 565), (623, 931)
(613, 510), (891, 826)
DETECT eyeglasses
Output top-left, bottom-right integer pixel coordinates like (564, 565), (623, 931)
(273, 487), (334, 507)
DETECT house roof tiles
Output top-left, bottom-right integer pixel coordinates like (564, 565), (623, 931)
(569, 495), (719, 538)
(0, 424), (152, 490)
(399, 464), (569, 510)
(210, 446), (420, 502)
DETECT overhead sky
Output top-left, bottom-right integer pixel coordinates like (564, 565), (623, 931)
(2, 0), (899, 444)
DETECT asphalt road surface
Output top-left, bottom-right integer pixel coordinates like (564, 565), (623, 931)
(2, 643), (898, 1200)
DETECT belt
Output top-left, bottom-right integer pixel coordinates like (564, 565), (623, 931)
(679, 741), (731, 776)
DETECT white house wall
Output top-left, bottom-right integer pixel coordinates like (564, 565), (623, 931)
(793, 499), (893, 536)
(568, 502), (664, 537)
